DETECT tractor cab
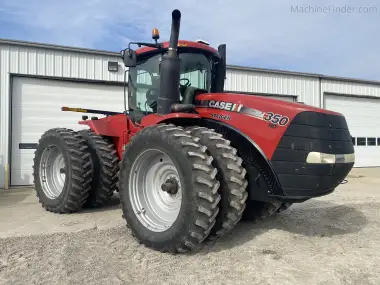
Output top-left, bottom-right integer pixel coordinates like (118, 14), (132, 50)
(121, 22), (226, 124)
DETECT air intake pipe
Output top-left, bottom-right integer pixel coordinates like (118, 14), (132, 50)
(157, 9), (182, 115)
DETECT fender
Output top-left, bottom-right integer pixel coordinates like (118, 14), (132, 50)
(202, 118), (270, 163)
(200, 118), (284, 202)
(140, 112), (201, 126)
(78, 114), (142, 160)
(77, 112), (201, 159)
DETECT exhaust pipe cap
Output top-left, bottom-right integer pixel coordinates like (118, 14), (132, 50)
(172, 9), (181, 20)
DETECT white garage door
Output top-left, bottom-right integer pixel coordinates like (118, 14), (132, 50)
(325, 94), (380, 167)
(11, 77), (125, 186)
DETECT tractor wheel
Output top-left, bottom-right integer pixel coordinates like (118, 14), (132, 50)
(118, 124), (221, 253)
(186, 126), (248, 240)
(276, 202), (293, 213)
(242, 200), (282, 222)
(240, 158), (282, 222)
(78, 129), (119, 208)
(33, 128), (93, 213)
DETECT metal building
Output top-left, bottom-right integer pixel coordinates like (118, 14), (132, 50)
(1, 38), (380, 189)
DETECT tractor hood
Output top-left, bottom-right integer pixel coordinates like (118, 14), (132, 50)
(195, 92), (342, 118)
(194, 92), (350, 160)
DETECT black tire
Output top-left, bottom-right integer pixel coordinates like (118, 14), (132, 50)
(186, 126), (248, 240)
(242, 200), (282, 222)
(241, 157), (282, 222)
(78, 129), (119, 208)
(33, 128), (93, 213)
(118, 124), (221, 253)
(276, 202), (293, 213)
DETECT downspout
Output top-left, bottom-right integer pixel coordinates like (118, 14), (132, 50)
(319, 76), (323, 108)
(4, 164), (9, 190)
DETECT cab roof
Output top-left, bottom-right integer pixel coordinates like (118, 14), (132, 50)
(136, 40), (219, 57)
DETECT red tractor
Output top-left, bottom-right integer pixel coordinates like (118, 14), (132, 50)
(33, 9), (355, 253)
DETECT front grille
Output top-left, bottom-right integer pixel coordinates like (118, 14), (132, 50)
(271, 111), (354, 198)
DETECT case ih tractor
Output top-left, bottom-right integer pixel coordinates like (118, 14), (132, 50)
(33, 9), (355, 253)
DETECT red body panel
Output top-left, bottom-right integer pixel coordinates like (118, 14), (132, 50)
(78, 114), (143, 160)
(78, 112), (200, 159)
(195, 93), (342, 159)
(140, 112), (201, 126)
(136, 40), (219, 55)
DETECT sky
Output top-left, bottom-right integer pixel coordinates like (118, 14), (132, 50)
(0, 0), (379, 80)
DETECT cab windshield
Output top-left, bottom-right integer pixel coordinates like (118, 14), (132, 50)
(128, 52), (212, 112)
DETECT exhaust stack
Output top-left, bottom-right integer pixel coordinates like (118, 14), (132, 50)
(157, 9), (182, 115)
(167, 9), (181, 57)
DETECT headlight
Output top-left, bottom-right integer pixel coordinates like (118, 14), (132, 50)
(306, 152), (355, 164)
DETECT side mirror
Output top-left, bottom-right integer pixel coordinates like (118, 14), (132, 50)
(122, 48), (137, 67)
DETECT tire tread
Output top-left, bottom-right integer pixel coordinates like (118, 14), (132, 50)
(78, 129), (119, 207)
(32, 128), (93, 213)
(243, 200), (282, 222)
(186, 126), (249, 241)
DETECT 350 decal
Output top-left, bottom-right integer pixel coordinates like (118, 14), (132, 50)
(263, 112), (290, 126)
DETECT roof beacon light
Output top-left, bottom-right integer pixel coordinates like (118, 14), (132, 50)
(196, 39), (210, 45)
(152, 28), (160, 42)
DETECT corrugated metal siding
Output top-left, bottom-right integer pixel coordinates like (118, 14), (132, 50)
(225, 69), (320, 106)
(0, 43), (125, 188)
(2, 45), (125, 81)
(322, 79), (380, 100)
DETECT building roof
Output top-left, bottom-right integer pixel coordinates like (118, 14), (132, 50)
(1, 37), (380, 86)
(0, 38), (119, 57)
(227, 64), (380, 86)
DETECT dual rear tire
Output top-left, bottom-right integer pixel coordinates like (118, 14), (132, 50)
(117, 124), (249, 253)
(33, 128), (119, 213)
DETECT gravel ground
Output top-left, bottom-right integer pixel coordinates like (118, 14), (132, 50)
(1, 169), (380, 285)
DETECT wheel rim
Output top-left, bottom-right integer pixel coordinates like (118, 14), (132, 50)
(129, 148), (182, 232)
(39, 145), (66, 199)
